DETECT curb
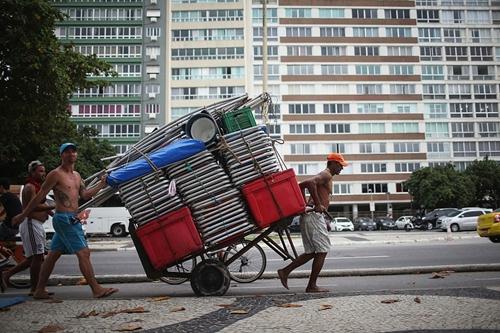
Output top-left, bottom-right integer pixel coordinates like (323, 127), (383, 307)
(10, 263), (500, 286)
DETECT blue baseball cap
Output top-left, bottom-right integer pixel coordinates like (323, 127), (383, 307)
(59, 142), (77, 155)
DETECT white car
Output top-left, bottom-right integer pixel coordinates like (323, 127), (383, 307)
(395, 216), (414, 230)
(332, 217), (354, 232)
(440, 209), (491, 232)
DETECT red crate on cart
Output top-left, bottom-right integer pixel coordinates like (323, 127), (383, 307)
(242, 169), (306, 229)
(136, 207), (203, 270)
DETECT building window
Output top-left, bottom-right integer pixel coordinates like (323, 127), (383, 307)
(385, 9), (410, 19)
(443, 28), (465, 43)
(319, 8), (345, 18)
(441, 10), (464, 24)
(417, 9), (439, 22)
(424, 103), (448, 119)
(421, 65), (444, 80)
(388, 46), (413, 56)
(425, 122), (449, 138)
(389, 65), (414, 76)
(356, 84), (382, 95)
(287, 65), (314, 75)
(418, 28), (441, 42)
(475, 103), (499, 118)
(285, 27), (312, 37)
(395, 163), (421, 172)
(361, 183), (388, 193)
(453, 142), (477, 157)
(451, 122), (474, 138)
(290, 143), (311, 154)
(333, 184), (351, 194)
(355, 65), (380, 75)
(466, 10), (491, 24)
(321, 46), (346, 56)
(289, 124), (316, 134)
(423, 84), (446, 99)
(478, 141), (500, 156)
(396, 182), (408, 193)
(360, 143), (386, 153)
(394, 142), (420, 153)
(354, 46), (379, 56)
(352, 9), (378, 19)
(330, 143), (347, 154)
(284, 8), (312, 18)
(385, 27), (412, 38)
(445, 46), (468, 61)
(470, 47), (493, 61)
(324, 104), (350, 114)
(357, 103), (384, 113)
(420, 46), (442, 61)
(427, 142), (451, 159)
(474, 84), (497, 99)
(359, 123), (385, 134)
(252, 7), (278, 23)
(478, 122), (500, 138)
(321, 65), (348, 75)
(390, 84), (416, 95)
(392, 122), (419, 133)
(353, 27), (379, 37)
(324, 123), (351, 134)
(447, 65), (469, 80)
(448, 84), (472, 99)
(361, 163), (387, 173)
(289, 104), (315, 114)
(319, 27), (345, 37)
(450, 103), (473, 118)
(287, 46), (313, 56)
(392, 104), (417, 113)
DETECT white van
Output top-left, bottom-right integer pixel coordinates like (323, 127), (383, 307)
(43, 193), (130, 238)
(82, 194), (131, 237)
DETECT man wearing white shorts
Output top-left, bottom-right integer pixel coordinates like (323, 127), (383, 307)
(3, 161), (54, 295)
(278, 153), (348, 293)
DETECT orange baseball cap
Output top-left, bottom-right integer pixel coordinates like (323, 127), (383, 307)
(327, 153), (349, 166)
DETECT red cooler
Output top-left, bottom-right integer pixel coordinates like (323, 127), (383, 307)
(136, 207), (203, 270)
(242, 169), (306, 229)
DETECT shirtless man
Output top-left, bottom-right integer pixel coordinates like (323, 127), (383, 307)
(13, 143), (118, 299)
(278, 153), (348, 293)
(3, 161), (55, 295)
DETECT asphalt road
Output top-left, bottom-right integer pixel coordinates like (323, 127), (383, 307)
(48, 235), (500, 277)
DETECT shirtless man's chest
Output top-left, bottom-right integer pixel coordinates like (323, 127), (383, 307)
(53, 169), (81, 212)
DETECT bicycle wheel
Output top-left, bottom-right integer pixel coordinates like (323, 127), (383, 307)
(223, 240), (266, 283)
(159, 258), (196, 285)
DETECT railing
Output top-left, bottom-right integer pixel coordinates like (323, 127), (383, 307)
(172, 16), (243, 23)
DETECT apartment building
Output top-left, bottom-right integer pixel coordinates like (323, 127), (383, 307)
(51, 0), (166, 154)
(50, 0), (499, 217)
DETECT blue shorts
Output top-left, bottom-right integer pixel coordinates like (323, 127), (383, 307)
(51, 212), (87, 254)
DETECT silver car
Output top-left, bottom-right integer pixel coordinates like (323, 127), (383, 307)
(440, 209), (491, 232)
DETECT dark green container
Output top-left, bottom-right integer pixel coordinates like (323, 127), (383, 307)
(222, 107), (257, 133)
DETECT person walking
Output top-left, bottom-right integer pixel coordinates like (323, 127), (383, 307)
(0, 178), (23, 242)
(278, 153), (348, 293)
(3, 161), (55, 295)
(13, 143), (118, 299)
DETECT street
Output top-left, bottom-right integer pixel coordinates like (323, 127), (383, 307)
(48, 230), (500, 277)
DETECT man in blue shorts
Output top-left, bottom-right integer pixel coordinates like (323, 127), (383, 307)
(13, 143), (118, 299)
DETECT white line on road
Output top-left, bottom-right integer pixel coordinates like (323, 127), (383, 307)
(267, 255), (389, 262)
(474, 278), (500, 281)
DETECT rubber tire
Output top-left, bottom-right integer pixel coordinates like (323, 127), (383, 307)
(223, 240), (266, 283)
(190, 259), (231, 297)
(489, 236), (500, 243)
(160, 258), (196, 285)
(111, 224), (126, 237)
(404, 224), (412, 232)
(426, 222), (433, 230)
(450, 224), (460, 232)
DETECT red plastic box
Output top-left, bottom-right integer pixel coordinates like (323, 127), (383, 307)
(136, 207), (203, 270)
(242, 169), (306, 229)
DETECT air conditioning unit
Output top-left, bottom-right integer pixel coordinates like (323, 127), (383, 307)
(149, 73), (157, 80)
(148, 92), (156, 99)
(150, 35), (158, 41)
(150, 17), (157, 23)
(149, 54), (157, 60)
(148, 113), (157, 119)
(150, 0), (157, 4)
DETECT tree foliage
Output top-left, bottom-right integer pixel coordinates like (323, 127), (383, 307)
(405, 161), (499, 210)
(0, 0), (115, 182)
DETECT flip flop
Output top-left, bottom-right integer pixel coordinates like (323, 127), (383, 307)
(33, 292), (53, 300)
(29, 291), (54, 296)
(94, 287), (119, 299)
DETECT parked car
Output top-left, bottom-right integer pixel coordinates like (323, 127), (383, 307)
(477, 208), (500, 243)
(353, 217), (376, 231)
(416, 208), (459, 230)
(395, 216), (414, 230)
(332, 217), (354, 232)
(440, 208), (490, 232)
(375, 217), (396, 230)
(288, 216), (301, 233)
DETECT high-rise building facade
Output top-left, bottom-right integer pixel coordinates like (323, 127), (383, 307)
(51, 0), (499, 217)
(51, 0), (166, 154)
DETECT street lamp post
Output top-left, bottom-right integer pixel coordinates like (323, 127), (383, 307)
(368, 189), (374, 221)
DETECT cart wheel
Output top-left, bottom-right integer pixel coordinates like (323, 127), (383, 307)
(190, 259), (230, 296)
(223, 240), (266, 283)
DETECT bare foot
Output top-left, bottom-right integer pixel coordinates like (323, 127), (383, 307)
(29, 290), (54, 297)
(94, 287), (119, 299)
(33, 291), (53, 300)
(1, 271), (11, 289)
(277, 269), (289, 290)
(305, 287), (329, 293)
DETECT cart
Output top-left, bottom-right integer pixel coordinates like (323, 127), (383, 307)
(80, 94), (304, 296)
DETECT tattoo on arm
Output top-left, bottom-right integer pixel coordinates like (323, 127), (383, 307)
(79, 180), (87, 198)
(54, 188), (72, 208)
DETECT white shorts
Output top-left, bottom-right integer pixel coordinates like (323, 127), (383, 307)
(19, 218), (46, 258)
(300, 212), (331, 254)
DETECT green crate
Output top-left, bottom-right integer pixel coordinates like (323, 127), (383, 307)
(222, 107), (257, 133)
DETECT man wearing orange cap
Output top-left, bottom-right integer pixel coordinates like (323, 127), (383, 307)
(278, 152), (348, 293)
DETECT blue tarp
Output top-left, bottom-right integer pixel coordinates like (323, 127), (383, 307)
(107, 139), (206, 187)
